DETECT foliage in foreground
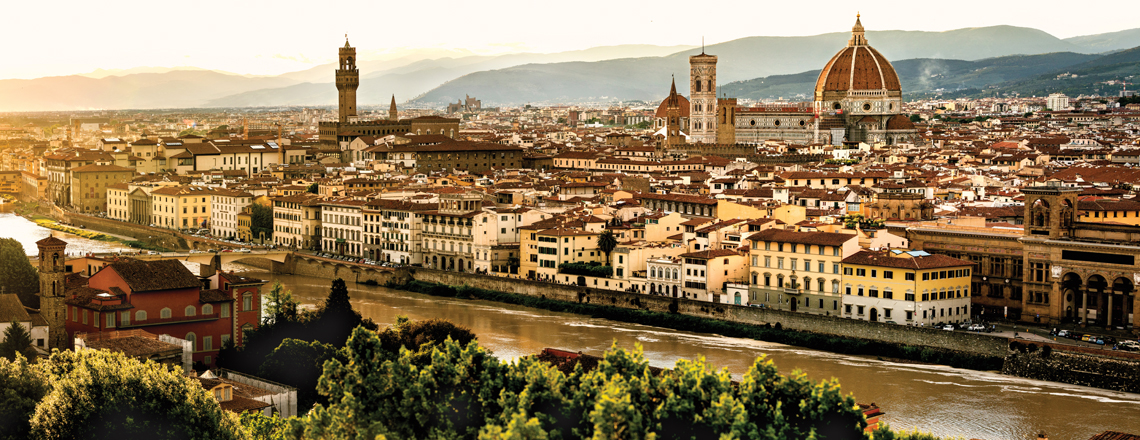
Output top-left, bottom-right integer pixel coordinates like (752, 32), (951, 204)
(293, 326), (871, 440)
(0, 350), (243, 440)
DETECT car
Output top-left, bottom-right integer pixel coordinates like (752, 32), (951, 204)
(942, 325), (955, 331)
(1102, 336), (1117, 346)
(237, 248), (251, 253)
(1057, 330), (1071, 338)
(221, 249), (233, 253)
(1081, 334), (1092, 342)
(968, 324), (985, 332)
(884, 320), (898, 325)
(1121, 341), (1140, 351)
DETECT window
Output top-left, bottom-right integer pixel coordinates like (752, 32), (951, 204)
(121, 311), (130, 326)
(203, 336), (213, 351)
(186, 332), (197, 352)
(243, 293), (253, 311)
(202, 304), (214, 315)
(905, 272), (915, 281)
(221, 334), (230, 347)
(161, 308), (171, 319)
(883, 288), (893, 299)
(221, 303), (230, 318)
(905, 290), (915, 301)
(884, 271), (893, 279)
(136, 310), (147, 321)
(106, 313), (115, 328)
(185, 306), (196, 317)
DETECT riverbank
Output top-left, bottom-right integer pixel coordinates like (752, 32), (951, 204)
(27, 215), (173, 253)
(388, 279), (1006, 371)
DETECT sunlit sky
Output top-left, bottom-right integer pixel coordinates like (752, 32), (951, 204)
(3, 0), (1137, 80)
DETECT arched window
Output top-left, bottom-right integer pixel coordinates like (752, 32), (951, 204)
(186, 332), (197, 352)
(136, 310), (147, 321)
(695, 81), (702, 92)
(160, 308), (171, 319)
(185, 306), (196, 317)
(672, 269), (678, 280)
(202, 304), (214, 315)
(651, 267), (657, 278)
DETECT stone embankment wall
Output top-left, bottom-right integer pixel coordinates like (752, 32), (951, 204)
(409, 267), (1010, 358)
(64, 214), (187, 250)
(277, 254), (400, 284)
(1003, 347), (1140, 393)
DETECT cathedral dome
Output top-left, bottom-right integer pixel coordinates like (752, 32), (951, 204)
(655, 77), (691, 118)
(886, 114), (916, 130)
(814, 16), (901, 96)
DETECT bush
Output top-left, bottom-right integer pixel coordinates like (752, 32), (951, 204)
(558, 261), (613, 278)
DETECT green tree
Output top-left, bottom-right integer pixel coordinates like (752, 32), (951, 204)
(306, 183), (318, 194)
(0, 321), (36, 361)
(263, 281), (299, 325)
(908, 114), (921, 123)
(0, 238), (38, 307)
(250, 203), (273, 244)
(29, 349), (243, 440)
(258, 338), (337, 412)
(596, 230), (618, 265)
(0, 354), (50, 440)
(239, 412), (294, 440)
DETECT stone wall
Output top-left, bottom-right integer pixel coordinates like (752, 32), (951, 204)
(1003, 347), (1140, 393)
(65, 213), (187, 250)
(279, 254), (399, 286)
(410, 268), (1010, 358)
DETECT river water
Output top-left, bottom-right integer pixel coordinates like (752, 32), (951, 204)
(0, 212), (133, 256)
(236, 269), (1140, 440)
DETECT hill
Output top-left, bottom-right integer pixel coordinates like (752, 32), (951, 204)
(0, 71), (301, 112)
(1064, 28), (1140, 54)
(410, 26), (1098, 106)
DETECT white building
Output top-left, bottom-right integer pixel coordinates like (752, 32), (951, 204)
(322, 199), (367, 257)
(210, 189), (253, 240)
(1046, 93), (1070, 111)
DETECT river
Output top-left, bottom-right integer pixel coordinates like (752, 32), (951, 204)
(233, 269), (1140, 440)
(0, 212), (134, 256)
(6, 211), (1136, 439)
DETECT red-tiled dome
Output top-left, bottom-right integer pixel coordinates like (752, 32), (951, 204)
(655, 78), (691, 118)
(886, 114), (916, 130)
(814, 16), (901, 95)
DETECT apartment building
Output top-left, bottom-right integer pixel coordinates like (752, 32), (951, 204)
(679, 249), (748, 302)
(272, 193), (322, 249)
(150, 185), (213, 230)
(363, 199), (433, 265)
(210, 189), (254, 239)
(420, 192), (488, 272)
(321, 199), (366, 257)
(840, 249), (973, 325)
(747, 229), (859, 313)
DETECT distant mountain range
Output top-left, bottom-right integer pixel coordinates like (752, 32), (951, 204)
(3, 25), (1140, 111)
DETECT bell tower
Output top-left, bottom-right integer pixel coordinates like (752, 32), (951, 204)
(1022, 184), (1081, 239)
(336, 36), (359, 123)
(36, 237), (69, 351)
(389, 95), (398, 121)
(689, 47), (717, 144)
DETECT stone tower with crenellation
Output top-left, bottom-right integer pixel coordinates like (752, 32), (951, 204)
(36, 237), (68, 351)
(336, 37), (359, 123)
(689, 50), (717, 144)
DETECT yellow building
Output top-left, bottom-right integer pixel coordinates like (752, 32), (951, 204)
(840, 249), (973, 326)
(531, 227), (602, 281)
(150, 185), (214, 230)
(1077, 199), (1140, 226)
(69, 164), (133, 214)
(748, 229), (859, 313)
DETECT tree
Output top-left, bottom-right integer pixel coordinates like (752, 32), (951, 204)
(297, 331), (877, 440)
(258, 338), (337, 412)
(263, 281), (299, 325)
(0, 321), (36, 362)
(306, 183), (318, 194)
(908, 114), (921, 123)
(250, 203), (273, 244)
(29, 349), (244, 440)
(0, 238), (38, 307)
(0, 354), (50, 440)
(597, 230), (618, 265)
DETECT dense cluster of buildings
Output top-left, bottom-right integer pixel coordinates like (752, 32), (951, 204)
(4, 16), (1140, 336)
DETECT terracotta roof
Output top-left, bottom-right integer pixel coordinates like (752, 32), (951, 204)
(107, 260), (201, 292)
(841, 250), (972, 270)
(680, 249), (739, 259)
(0, 294), (31, 323)
(814, 18), (901, 94)
(748, 229), (856, 247)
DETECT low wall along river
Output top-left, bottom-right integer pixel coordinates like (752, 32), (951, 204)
(273, 255), (1140, 394)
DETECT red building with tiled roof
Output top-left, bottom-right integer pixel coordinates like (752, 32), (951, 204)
(65, 256), (264, 367)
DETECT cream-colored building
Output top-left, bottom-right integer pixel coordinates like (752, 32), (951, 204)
(210, 189), (253, 240)
(69, 164), (133, 214)
(150, 185), (214, 230)
(680, 249), (748, 303)
(747, 229), (859, 313)
(272, 193), (322, 250)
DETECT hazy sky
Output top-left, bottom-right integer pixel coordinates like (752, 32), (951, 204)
(3, 0), (1137, 80)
